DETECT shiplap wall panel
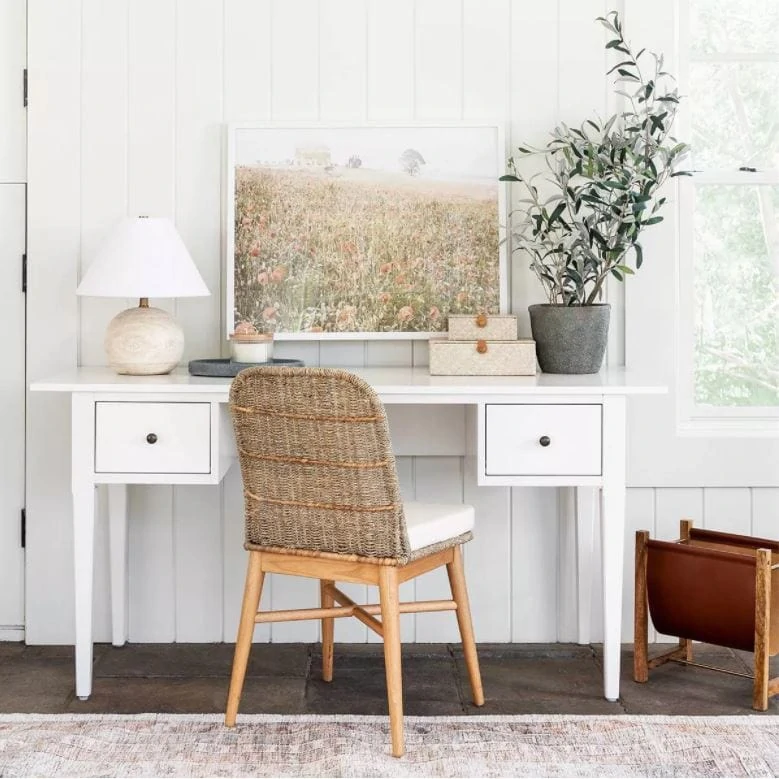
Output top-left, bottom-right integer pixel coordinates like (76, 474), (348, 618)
(125, 0), (179, 645)
(702, 489), (752, 535)
(511, 487), (558, 641)
(320, 0), (367, 122)
(367, 0), (414, 121)
(125, 0), (176, 334)
(79, 0), (129, 368)
(415, 0), (462, 121)
(26, 0), (82, 643)
(172, 0), (226, 643)
(224, 0), (272, 122)
(0, 0), (26, 182)
(752, 489), (779, 538)
(26, 0), (779, 647)
(462, 0), (509, 121)
(128, 488), (176, 641)
(507, 0), (557, 339)
(271, 0), (319, 121)
(0, 184), (26, 632)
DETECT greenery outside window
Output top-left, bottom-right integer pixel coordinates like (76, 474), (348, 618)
(681, 0), (778, 420)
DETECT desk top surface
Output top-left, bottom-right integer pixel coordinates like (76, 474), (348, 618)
(31, 366), (666, 397)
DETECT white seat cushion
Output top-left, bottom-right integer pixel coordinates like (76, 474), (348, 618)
(402, 502), (475, 551)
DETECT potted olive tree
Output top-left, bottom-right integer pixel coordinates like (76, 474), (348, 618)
(502, 11), (690, 373)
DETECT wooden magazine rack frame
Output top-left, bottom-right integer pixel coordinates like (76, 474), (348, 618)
(634, 519), (779, 710)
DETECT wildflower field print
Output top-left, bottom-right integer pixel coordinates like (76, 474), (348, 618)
(226, 125), (505, 337)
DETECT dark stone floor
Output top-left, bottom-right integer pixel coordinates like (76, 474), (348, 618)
(0, 642), (775, 716)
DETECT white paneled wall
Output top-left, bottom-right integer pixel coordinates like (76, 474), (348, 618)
(25, 0), (778, 646)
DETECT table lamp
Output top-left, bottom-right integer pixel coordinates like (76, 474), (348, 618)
(76, 216), (210, 375)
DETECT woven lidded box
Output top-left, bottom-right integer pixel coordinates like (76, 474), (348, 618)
(429, 338), (536, 376)
(447, 313), (518, 342)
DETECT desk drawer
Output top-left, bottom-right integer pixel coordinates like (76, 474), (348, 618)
(485, 404), (602, 476)
(95, 402), (211, 474)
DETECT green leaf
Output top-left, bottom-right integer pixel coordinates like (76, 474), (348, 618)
(615, 264), (635, 275)
(610, 268), (624, 281)
(549, 202), (567, 223)
(499, 174), (521, 182)
(643, 216), (663, 226)
(634, 243), (643, 269)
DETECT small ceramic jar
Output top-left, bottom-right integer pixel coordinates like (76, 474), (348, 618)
(230, 332), (274, 364)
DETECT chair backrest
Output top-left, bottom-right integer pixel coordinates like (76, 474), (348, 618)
(230, 367), (410, 562)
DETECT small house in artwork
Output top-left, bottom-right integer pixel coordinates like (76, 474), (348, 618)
(294, 146), (332, 167)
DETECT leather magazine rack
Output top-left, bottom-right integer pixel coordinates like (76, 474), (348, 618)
(634, 519), (779, 710)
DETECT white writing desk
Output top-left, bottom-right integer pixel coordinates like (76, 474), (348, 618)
(31, 367), (665, 702)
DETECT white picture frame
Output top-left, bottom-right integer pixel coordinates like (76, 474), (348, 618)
(224, 122), (508, 340)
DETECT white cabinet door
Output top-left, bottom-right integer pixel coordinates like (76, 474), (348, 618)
(0, 184), (26, 636)
(0, 0), (26, 182)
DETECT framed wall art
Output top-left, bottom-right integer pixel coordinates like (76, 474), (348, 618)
(225, 123), (507, 339)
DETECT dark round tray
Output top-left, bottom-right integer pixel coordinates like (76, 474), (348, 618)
(188, 357), (305, 377)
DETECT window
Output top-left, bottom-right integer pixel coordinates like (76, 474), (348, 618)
(682, 0), (778, 415)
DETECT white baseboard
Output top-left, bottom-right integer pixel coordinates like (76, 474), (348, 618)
(0, 627), (24, 642)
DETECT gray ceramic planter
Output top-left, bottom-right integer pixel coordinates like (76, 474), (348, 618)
(529, 304), (610, 374)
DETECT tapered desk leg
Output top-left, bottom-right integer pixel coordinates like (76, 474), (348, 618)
(108, 485), (129, 647)
(601, 396), (627, 703)
(73, 483), (96, 700)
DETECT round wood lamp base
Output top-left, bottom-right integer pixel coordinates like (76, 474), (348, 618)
(105, 299), (184, 375)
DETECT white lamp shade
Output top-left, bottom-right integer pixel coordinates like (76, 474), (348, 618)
(76, 217), (210, 298)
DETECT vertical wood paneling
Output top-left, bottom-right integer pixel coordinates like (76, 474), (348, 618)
(463, 0), (510, 121)
(752, 489), (779, 538)
(511, 488), (558, 641)
(702, 488), (752, 535)
(78, 0), (130, 641)
(464, 464), (511, 641)
(654, 487), (703, 539)
(128, 488), (176, 641)
(414, 0), (462, 120)
(125, 0), (178, 643)
(26, 0), (82, 643)
(319, 0), (367, 122)
(172, 0), (226, 642)
(0, 0), (26, 182)
(557, 0), (607, 123)
(78, 0), (128, 368)
(128, 0), (176, 218)
(508, 0), (558, 337)
(367, 0), (414, 121)
(0, 184), (26, 628)
(224, 0), (272, 122)
(271, 0), (319, 120)
(175, 0), (223, 361)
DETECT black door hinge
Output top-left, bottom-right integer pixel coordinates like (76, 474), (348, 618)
(23, 69), (27, 107)
(20, 509), (26, 548)
(21, 253), (27, 293)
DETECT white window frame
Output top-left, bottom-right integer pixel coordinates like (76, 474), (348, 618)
(676, 4), (779, 436)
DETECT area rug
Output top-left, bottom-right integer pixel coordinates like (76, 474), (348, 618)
(1, 713), (778, 778)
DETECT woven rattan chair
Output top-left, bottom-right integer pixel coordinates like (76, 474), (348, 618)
(225, 367), (484, 757)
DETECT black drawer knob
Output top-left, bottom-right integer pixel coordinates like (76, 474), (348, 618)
(146, 433), (158, 445)
(539, 436), (551, 447)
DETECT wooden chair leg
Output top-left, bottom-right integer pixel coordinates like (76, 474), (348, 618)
(447, 545), (484, 706)
(320, 579), (334, 682)
(379, 566), (404, 758)
(753, 548), (771, 711)
(225, 551), (264, 727)
(633, 530), (650, 683)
